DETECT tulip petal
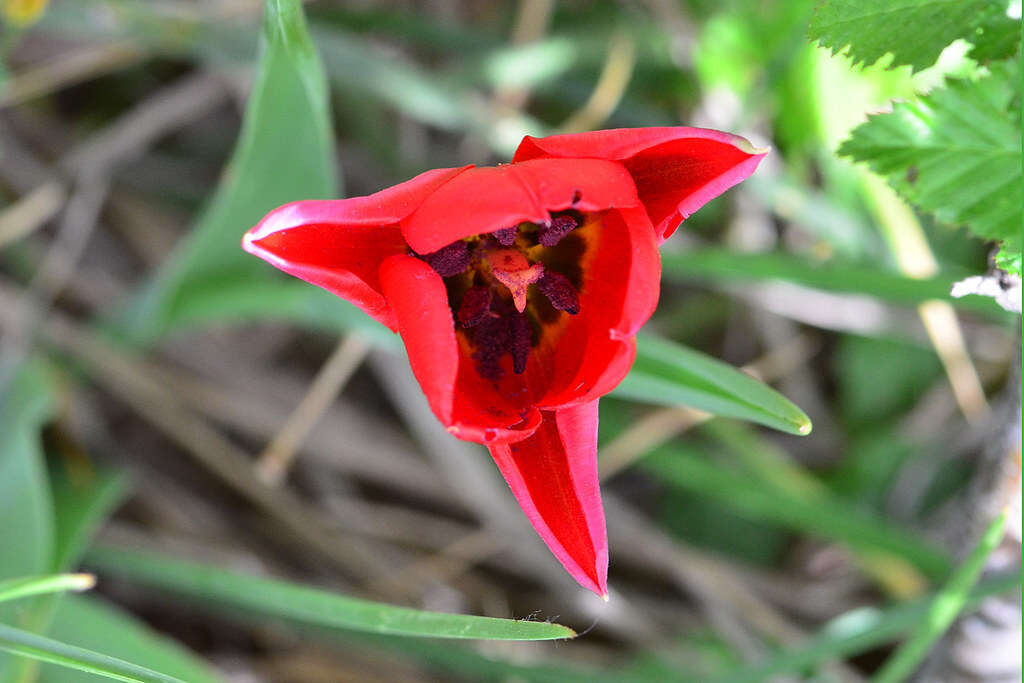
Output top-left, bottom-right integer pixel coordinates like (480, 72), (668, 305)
(379, 254), (460, 425)
(488, 401), (608, 597)
(243, 166), (471, 329)
(401, 158), (640, 255)
(539, 206), (659, 409)
(513, 127), (768, 241)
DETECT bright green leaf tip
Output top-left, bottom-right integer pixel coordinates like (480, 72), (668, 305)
(85, 546), (576, 641)
(617, 335), (814, 436)
(0, 573), (96, 604)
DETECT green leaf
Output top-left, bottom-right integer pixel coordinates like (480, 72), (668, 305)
(85, 546), (575, 641)
(837, 335), (942, 425)
(0, 361), (56, 583)
(640, 444), (950, 579)
(41, 595), (224, 683)
(660, 248), (1004, 315)
(0, 368), (129, 681)
(0, 576), (94, 606)
(50, 468), (129, 574)
(807, 0), (1019, 72)
(873, 511), (1008, 683)
(0, 362), (58, 677)
(120, 0), (340, 343)
(614, 335), (812, 436)
(0, 623), (186, 683)
(994, 245), (1021, 276)
(715, 571), (1017, 682)
(840, 62), (1022, 272)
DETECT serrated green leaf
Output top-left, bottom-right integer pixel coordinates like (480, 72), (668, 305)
(808, 0), (1019, 72)
(840, 62), (1022, 265)
(85, 546), (575, 641)
(968, 6), (1024, 62)
(994, 243), (1022, 276)
(119, 0), (339, 344)
(614, 335), (812, 436)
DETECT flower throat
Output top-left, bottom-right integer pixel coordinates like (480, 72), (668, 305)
(416, 212), (586, 380)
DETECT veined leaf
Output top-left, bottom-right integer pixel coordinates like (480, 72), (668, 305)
(808, 0), (1019, 72)
(85, 546), (575, 641)
(0, 623), (185, 683)
(840, 62), (1022, 275)
(615, 335), (812, 436)
(120, 0), (341, 343)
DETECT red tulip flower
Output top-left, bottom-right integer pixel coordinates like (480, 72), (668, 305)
(243, 127), (767, 597)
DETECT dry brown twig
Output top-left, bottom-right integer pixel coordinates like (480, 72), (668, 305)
(255, 334), (371, 485)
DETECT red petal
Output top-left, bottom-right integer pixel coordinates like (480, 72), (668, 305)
(379, 255), (543, 446)
(513, 127), (767, 242)
(401, 158), (639, 254)
(487, 401), (608, 597)
(243, 166), (471, 330)
(378, 254), (460, 425)
(539, 206), (660, 408)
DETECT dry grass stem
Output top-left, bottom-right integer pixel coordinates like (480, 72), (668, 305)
(256, 334), (371, 485)
(558, 29), (637, 134)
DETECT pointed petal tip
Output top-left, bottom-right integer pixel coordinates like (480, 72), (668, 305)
(733, 136), (771, 157)
(601, 591), (609, 602)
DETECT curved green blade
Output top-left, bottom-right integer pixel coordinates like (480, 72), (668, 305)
(0, 623), (186, 683)
(615, 334), (812, 436)
(43, 595), (225, 683)
(87, 546), (575, 641)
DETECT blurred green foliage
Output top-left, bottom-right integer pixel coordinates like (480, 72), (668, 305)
(0, 0), (1019, 680)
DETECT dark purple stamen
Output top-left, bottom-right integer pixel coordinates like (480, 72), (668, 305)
(425, 240), (470, 277)
(456, 286), (491, 327)
(538, 215), (578, 247)
(493, 226), (518, 246)
(538, 270), (580, 314)
(472, 315), (511, 380)
(509, 314), (531, 374)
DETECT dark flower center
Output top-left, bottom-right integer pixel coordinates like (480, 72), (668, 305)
(417, 212), (584, 380)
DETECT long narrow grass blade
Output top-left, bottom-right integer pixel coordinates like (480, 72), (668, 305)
(872, 511), (1008, 683)
(616, 335), (812, 436)
(0, 623), (186, 683)
(86, 546), (575, 641)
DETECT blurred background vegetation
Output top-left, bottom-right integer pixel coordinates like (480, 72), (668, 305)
(0, 0), (1020, 681)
